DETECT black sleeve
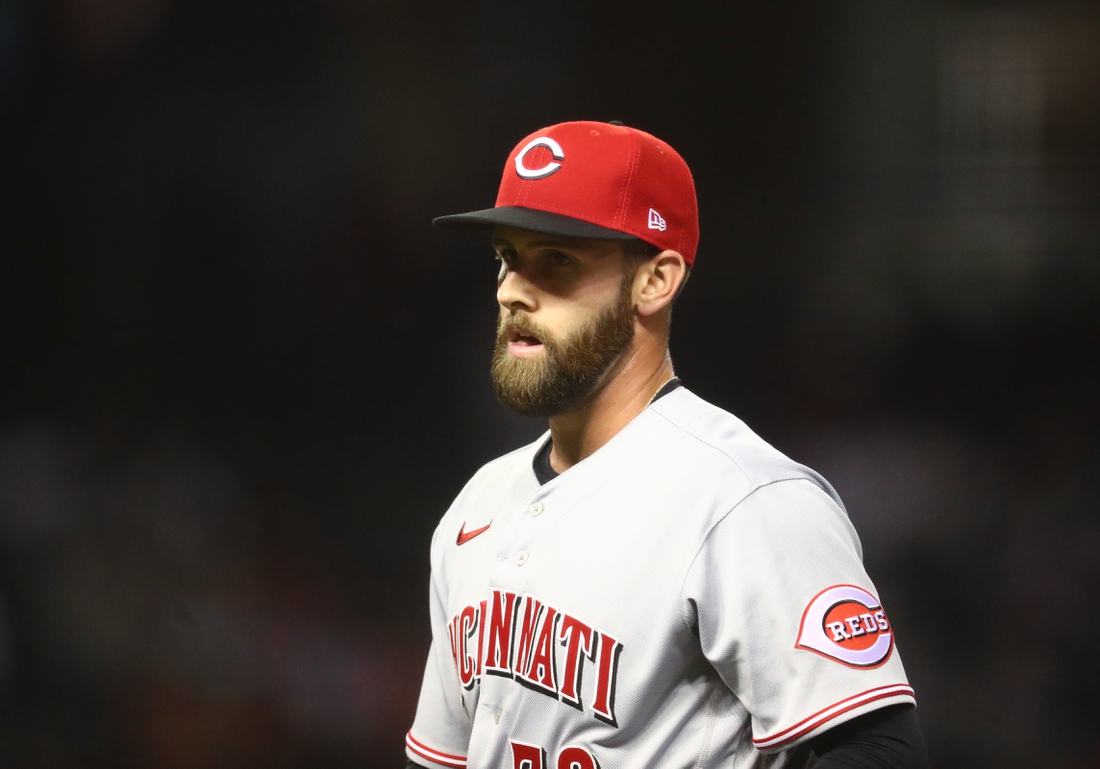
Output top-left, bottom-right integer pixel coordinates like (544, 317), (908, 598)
(806, 704), (929, 769)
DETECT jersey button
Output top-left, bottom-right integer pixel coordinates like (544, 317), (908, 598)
(514, 550), (529, 566)
(528, 502), (544, 517)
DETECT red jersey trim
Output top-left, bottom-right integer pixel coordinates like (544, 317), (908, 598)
(406, 731), (467, 769)
(752, 683), (916, 751)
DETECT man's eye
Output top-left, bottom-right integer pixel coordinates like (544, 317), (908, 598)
(547, 251), (571, 267)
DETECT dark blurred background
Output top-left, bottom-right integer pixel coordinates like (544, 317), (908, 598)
(1, 0), (1097, 767)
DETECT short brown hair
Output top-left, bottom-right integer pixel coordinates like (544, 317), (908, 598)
(621, 239), (663, 265)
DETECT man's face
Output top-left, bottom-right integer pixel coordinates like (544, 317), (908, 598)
(490, 227), (638, 417)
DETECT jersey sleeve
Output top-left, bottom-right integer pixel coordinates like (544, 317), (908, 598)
(406, 530), (472, 769)
(681, 478), (915, 754)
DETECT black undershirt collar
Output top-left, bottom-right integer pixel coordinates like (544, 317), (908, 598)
(532, 377), (682, 485)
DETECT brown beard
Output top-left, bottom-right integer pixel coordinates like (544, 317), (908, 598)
(491, 273), (636, 418)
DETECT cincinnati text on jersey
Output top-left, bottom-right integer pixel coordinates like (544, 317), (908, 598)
(448, 588), (623, 726)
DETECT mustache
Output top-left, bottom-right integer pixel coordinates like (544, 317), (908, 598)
(497, 312), (553, 345)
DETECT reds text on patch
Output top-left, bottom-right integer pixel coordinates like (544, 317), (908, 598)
(795, 584), (894, 668)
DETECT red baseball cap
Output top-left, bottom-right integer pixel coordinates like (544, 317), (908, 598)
(433, 121), (700, 266)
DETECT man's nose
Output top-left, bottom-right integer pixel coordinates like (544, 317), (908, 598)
(496, 268), (537, 313)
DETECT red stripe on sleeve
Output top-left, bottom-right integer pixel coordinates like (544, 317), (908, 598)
(406, 730), (467, 769)
(752, 684), (916, 750)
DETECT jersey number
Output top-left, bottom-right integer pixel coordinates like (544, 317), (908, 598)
(510, 741), (599, 769)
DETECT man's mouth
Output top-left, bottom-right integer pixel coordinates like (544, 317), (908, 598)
(507, 326), (545, 357)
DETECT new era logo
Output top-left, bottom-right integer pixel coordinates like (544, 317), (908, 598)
(648, 208), (667, 231)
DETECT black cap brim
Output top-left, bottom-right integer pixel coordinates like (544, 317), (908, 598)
(432, 206), (636, 241)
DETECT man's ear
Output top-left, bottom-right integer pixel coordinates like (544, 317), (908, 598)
(635, 251), (687, 317)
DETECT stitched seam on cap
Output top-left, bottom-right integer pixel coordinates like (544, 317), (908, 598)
(671, 150), (694, 254)
(518, 175), (533, 206)
(616, 133), (642, 231)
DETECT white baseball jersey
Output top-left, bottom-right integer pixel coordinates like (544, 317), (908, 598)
(407, 386), (915, 769)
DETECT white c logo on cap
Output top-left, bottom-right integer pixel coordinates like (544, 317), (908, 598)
(514, 136), (565, 180)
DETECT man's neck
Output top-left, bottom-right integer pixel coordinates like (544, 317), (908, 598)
(547, 346), (675, 474)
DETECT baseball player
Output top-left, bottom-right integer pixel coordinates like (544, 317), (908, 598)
(405, 121), (928, 769)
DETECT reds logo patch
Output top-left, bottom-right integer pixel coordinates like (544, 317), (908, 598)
(796, 585), (894, 668)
